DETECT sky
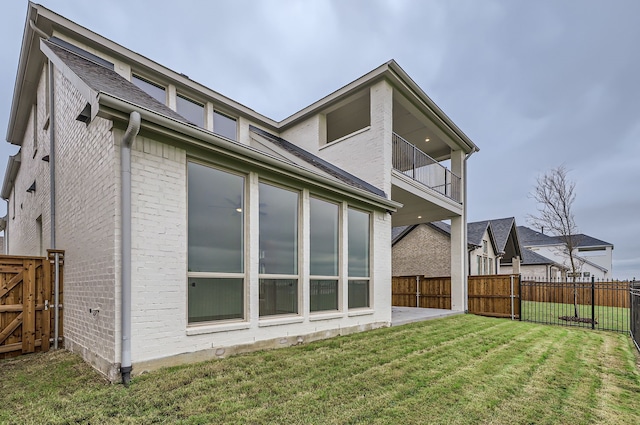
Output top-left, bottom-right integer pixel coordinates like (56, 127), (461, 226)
(1, 0), (639, 279)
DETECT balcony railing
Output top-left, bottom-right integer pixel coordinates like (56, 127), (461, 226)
(392, 132), (461, 203)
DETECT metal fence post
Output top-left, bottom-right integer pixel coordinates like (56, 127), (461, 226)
(591, 276), (595, 330)
(510, 275), (515, 320)
(518, 274), (522, 321)
(416, 275), (420, 308)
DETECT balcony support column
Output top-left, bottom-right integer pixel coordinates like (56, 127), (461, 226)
(450, 149), (467, 311)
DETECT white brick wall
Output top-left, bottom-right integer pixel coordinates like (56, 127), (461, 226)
(126, 138), (392, 366)
(7, 66), (52, 256)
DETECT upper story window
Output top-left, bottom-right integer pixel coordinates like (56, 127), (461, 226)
(325, 91), (370, 144)
(132, 75), (166, 105)
(213, 110), (237, 141)
(483, 240), (488, 254)
(177, 95), (205, 128)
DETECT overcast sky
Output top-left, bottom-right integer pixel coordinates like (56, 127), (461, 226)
(1, 0), (639, 279)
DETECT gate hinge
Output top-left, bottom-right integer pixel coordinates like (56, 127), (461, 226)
(44, 300), (49, 310)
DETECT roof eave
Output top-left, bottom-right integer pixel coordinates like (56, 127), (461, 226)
(97, 93), (401, 212)
(1, 152), (22, 200)
(6, 2), (45, 145)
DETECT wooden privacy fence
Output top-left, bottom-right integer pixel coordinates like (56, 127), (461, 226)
(468, 275), (520, 319)
(392, 276), (451, 309)
(0, 250), (64, 359)
(520, 279), (630, 308)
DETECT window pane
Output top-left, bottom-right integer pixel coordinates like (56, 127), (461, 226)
(214, 111), (237, 140)
(177, 95), (204, 128)
(310, 197), (338, 276)
(310, 279), (338, 312)
(188, 277), (243, 323)
(259, 279), (298, 316)
(348, 280), (369, 309)
(259, 183), (298, 275)
(132, 75), (166, 104)
(348, 209), (370, 277)
(188, 162), (244, 273)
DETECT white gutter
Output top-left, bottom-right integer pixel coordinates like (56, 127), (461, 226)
(120, 111), (140, 385)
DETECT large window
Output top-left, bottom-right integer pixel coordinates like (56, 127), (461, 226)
(259, 182), (299, 316)
(214, 110), (237, 141)
(309, 197), (339, 312)
(348, 208), (370, 309)
(132, 75), (166, 104)
(187, 162), (244, 323)
(177, 95), (205, 128)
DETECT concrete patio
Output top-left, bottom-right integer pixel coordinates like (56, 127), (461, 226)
(391, 307), (463, 326)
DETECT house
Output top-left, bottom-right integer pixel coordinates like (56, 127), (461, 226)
(500, 246), (568, 280)
(1, 3), (478, 382)
(392, 217), (521, 277)
(515, 226), (613, 279)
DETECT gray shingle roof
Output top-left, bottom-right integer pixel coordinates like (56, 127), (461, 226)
(249, 126), (386, 197)
(45, 40), (188, 123)
(518, 226), (613, 249)
(467, 221), (489, 247)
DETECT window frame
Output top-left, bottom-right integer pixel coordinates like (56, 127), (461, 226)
(258, 180), (302, 318)
(309, 195), (341, 313)
(347, 206), (372, 310)
(186, 160), (248, 326)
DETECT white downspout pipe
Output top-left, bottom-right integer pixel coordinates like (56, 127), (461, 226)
(120, 111), (140, 385)
(48, 60), (62, 350)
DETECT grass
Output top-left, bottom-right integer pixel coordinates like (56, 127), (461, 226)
(521, 300), (630, 332)
(1, 315), (640, 424)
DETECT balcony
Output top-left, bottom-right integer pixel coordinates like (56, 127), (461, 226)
(392, 133), (461, 203)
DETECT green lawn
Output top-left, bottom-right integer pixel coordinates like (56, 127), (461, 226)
(521, 300), (630, 332)
(2, 315), (639, 424)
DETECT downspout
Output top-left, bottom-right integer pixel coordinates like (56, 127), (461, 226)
(120, 111), (141, 385)
(48, 60), (61, 349)
(463, 149), (475, 310)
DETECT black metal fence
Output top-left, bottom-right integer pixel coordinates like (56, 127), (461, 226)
(520, 277), (631, 333)
(631, 282), (640, 351)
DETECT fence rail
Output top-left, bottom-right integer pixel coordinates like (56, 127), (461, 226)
(520, 277), (630, 333)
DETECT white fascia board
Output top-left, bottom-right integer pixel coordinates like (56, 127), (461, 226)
(97, 93), (401, 212)
(1, 152), (22, 200)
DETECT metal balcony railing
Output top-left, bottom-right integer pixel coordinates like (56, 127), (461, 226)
(392, 132), (461, 203)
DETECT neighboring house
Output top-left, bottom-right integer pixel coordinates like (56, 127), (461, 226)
(516, 226), (613, 279)
(392, 217), (521, 277)
(0, 3), (478, 381)
(501, 247), (568, 280)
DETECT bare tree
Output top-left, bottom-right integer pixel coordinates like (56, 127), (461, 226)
(529, 165), (582, 318)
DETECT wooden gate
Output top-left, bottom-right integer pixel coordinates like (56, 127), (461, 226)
(0, 250), (64, 359)
(468, 274), (520, 319)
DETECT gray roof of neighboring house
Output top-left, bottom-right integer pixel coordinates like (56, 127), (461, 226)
(521, 248), (561, 266)
(517, 226), (558, 246)
(392, 217), (522, 259)
(518, 226), (613, 249)
(467, 221), (489, 247)
(249, 126), (385, 197)
(45, 40), (188, 123)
